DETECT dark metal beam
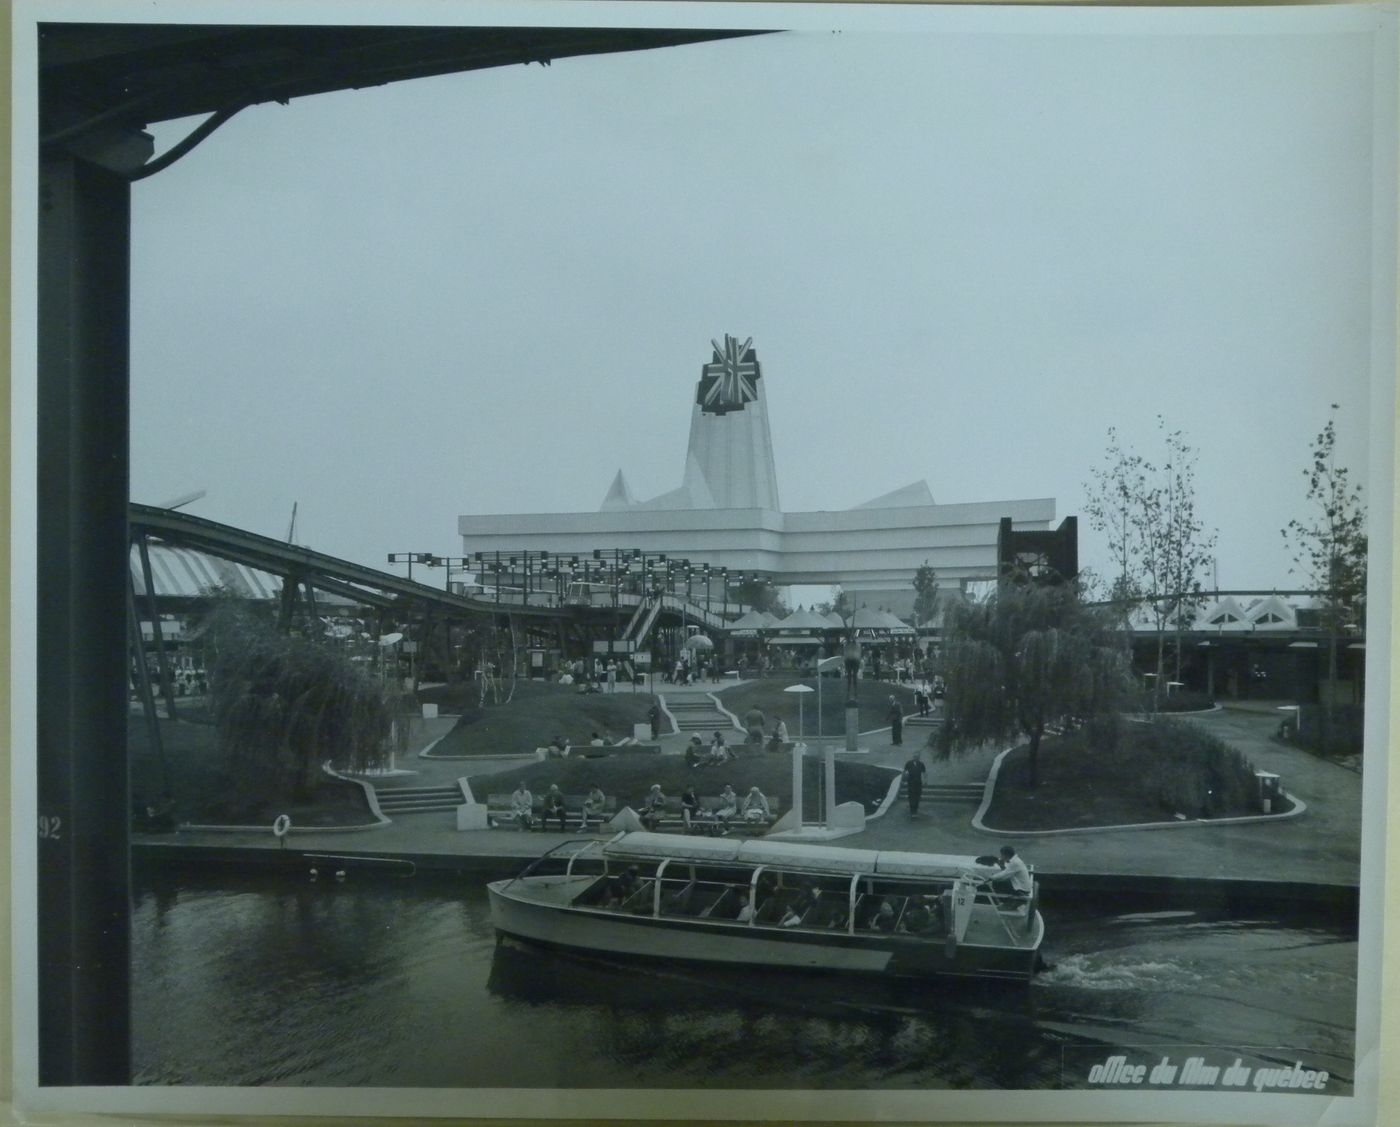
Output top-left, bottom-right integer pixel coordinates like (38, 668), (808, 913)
(37, 151), (134, 1085)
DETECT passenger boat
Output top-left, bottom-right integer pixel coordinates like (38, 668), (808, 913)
(487, 831), (1045, 982)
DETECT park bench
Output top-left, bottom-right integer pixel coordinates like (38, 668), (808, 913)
(638, 795), (772, 836)
(485, 792), (618, 830)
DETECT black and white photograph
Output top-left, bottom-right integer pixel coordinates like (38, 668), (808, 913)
(10, 0), (1398, 1123)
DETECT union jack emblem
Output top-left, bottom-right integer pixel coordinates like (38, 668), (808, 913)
(697, 335), (761, 415)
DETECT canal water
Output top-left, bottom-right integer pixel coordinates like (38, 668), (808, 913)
(131, 870), (1357, 1092)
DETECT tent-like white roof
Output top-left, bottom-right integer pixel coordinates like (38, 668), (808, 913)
(728, 608), (777, 636)
(1197, 596), (1253, 631)
(1245, 594), (1296, 629)
(774, 607), (840, 632)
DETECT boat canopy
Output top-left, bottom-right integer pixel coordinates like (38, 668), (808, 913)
(601, 832), (984, 880)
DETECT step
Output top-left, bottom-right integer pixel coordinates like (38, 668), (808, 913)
(376, 791), (462, 805)
(897, 783), (985, 800)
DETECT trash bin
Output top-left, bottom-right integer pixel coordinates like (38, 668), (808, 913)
(1255, 771), (1282, 814)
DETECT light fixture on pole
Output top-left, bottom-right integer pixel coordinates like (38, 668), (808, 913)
(386, 552), (434, 582)
(783, 682), (815, 740)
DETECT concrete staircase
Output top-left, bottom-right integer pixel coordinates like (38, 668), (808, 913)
(665, 696), (740, 734)
(373, 783), (463, 816)
(897, 780), (987, 803)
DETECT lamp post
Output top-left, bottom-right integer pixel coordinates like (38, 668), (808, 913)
(784, 683), (815, 829)
(434, 556), (471, 593)
(387, 552), (434, 582)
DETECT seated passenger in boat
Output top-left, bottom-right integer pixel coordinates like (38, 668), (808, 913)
(779, 882), (818, 928)
(607, 866), (640, 907)
(870, 899), (897, 932)
(741, 786), (771, 823)
(510, 784), (535, 831)
(901, 895), (941, 935)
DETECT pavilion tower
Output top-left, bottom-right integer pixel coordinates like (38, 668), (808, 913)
(601, 334), (781, 512)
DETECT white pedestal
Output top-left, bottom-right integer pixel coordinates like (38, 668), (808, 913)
(455, 803), (490, 830)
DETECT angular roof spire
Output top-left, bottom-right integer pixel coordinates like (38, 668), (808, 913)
(600, 469), (637, 511)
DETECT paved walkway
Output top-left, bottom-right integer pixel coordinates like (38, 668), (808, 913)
(157, 694), (1362, 888)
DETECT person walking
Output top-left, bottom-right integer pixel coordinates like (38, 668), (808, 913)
(887, 696), (903, 746)
(903, 751), (926, 818)
(648, 702), (662, 740)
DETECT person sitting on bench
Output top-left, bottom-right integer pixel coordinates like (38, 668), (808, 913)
(715, 784), (739, 827)
(510, 783), (535, 831)
(578, 784), (607, 831)
(741, 786), (771, 824)
(541, 784), (567, 832)
(640, 784), (667, 832)
(681, 785), (703, 832)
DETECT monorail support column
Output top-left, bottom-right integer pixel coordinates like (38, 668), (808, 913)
(824, 745), (837, 830)
(37, 141), (147, 1085)
(791, 741), (804, 829)
(136, 533), (180, 720)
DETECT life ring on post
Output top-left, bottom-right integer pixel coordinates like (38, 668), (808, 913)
(273, 814), (292, 839)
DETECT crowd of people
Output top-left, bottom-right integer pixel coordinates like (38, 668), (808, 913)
(639, 780), (773, 834)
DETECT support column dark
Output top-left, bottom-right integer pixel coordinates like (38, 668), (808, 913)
(37, 151), (134, 1084)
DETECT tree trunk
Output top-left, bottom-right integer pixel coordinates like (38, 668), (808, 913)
(1027, 725), (1043, 788)
(1154, 627), (1166, 711)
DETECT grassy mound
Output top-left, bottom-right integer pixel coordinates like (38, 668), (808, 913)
(465, 753), (898, 820)
(421, 680), (659, 757)
(981, 717), (1276, 830)
(715, 678), (917, 737)
(128, 715), (373, 829)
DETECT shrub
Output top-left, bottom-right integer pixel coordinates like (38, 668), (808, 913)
(1135, 718), (1258, 817)
(1152, 689), (1216, 713)
(1082, 711), (1125, 754)
(203, 599), (398, 801)
(1294, 703), (1364, 759)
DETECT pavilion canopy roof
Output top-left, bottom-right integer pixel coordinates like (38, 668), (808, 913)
(41, 23), (765, 143)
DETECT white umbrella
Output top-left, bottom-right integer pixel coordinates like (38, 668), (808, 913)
(683, 634), (714, 650)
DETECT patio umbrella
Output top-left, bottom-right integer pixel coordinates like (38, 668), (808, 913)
(683, 634), (714, 650)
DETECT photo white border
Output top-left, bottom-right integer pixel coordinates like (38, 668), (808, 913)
(9, 1), (1397, 1124)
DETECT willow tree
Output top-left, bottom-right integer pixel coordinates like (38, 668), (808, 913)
(936, 575), (1134, 787)
(204, 598), (398, 802)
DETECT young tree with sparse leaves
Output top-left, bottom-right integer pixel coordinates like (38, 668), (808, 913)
(1282, 405), (1367, 738)
(1085, 419), (1216, 705)
(936, 575), (1135, 788)
(912, 561), (940, 635)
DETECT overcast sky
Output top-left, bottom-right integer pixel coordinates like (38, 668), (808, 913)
(128, 7), (1388, 593)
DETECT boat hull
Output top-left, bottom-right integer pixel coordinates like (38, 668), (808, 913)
(488, 875), (1042, 982)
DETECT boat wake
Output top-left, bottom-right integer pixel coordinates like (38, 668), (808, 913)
(1036, 951), (1201, 991)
